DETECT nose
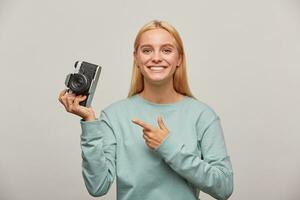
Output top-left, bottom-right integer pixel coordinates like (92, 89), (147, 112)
(151, 51), (162, 63)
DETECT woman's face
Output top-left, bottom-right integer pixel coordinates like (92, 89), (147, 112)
(134, 28), (182, 85)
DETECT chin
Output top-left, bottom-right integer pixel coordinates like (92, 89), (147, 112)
(145, 76), (172, 85)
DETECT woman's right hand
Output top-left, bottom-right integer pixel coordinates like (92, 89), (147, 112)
(58, 89), (96, 121)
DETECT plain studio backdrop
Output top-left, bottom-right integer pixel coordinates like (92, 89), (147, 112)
(0, 0), (299, 200)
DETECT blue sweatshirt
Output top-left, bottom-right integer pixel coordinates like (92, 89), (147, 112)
(80, 94), (233, 200)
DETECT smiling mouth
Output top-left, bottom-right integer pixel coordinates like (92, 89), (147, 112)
(147, 66), (167, 72)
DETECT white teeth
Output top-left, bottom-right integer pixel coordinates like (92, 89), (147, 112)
(150, 67), (164, 70)
(149, 66), (165, 72)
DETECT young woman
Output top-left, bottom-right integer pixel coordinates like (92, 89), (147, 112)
(58, 20), (233, 200)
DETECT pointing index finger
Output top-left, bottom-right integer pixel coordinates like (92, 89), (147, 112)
(132, 119), (152, 130)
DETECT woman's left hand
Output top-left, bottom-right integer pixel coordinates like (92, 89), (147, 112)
(132, 116), (169, 150)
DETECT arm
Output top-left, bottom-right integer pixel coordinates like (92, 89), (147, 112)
(154, 110), (233, 200)
(80, 111), (117, 197)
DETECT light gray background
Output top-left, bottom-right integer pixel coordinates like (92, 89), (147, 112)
(1, 0), (299, 200)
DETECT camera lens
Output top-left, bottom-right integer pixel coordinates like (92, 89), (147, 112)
(69, 73), (89, 94)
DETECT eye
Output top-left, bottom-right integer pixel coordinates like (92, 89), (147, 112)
(162, 48), (172, 54)
(141, 48), (152, 54)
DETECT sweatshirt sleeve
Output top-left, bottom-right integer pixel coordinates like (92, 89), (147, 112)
(80, 111), (117, 197)
(154, 108), (233, 200)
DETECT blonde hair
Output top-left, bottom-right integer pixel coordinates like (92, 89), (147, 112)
(127, 20), (195, 98)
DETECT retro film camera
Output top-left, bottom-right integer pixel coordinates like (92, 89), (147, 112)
(65, 61), (102, 107)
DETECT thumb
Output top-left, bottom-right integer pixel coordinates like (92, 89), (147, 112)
(74, 95), (87, 105)
(79, 95), (87, 101)
(157, 116), (168, 131)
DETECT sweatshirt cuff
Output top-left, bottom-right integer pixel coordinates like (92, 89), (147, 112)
(154, 132), (184, 162)
(80, 118), (101, 137)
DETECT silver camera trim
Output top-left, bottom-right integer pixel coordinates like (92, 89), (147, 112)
(86, 64), (101, 107)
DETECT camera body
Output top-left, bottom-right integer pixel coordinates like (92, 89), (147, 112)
(65, 61), (102, 107)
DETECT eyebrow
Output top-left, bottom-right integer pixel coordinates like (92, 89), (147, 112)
(139, 43), (175, 48)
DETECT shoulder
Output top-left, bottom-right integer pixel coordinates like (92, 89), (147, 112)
(186, 96), (220, 123)
(186, 97), (222, 140)
(187, 97), (218, 115)
(95, 97), (132, 126)
(102, 97), (132, 114)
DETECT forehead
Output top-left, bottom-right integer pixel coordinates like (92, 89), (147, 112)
(139, 28), (176, 46)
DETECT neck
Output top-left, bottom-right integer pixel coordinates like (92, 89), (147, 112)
(139, 79), (183, 104)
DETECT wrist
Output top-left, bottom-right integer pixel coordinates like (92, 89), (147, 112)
(82, 114), (96, 122)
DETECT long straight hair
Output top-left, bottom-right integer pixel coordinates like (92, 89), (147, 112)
(127, 20), (194, 98)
